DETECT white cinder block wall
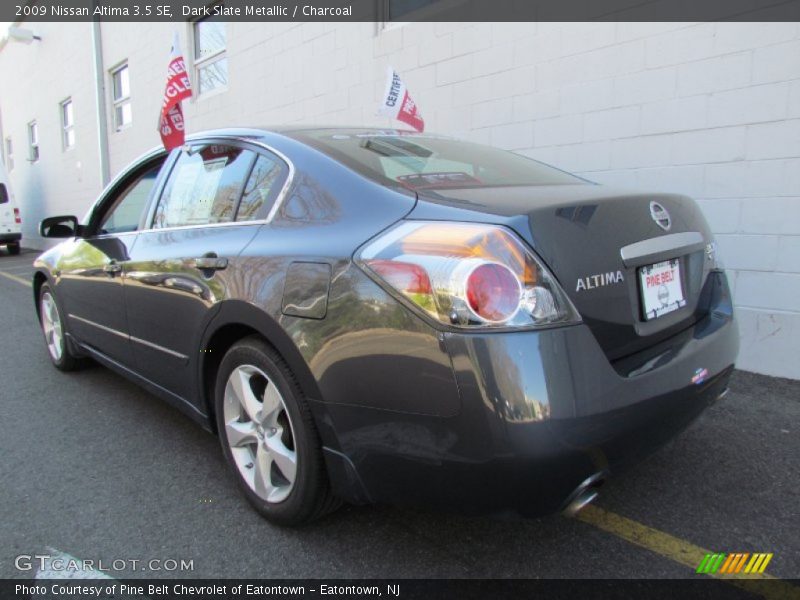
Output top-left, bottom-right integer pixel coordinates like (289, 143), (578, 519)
(0, 22), (798, 378)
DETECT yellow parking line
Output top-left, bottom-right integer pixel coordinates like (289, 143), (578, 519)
(577, 506), (799, 600)
(0, 270), (30, 286)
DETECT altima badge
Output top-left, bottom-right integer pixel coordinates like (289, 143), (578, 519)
(576, 271), (624, 292)
(650, 201), (672, 231)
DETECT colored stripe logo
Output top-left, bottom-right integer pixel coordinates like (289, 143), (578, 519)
(696, 553), (773, 574)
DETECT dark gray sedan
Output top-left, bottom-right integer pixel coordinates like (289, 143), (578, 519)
(32, 127), (738, 525)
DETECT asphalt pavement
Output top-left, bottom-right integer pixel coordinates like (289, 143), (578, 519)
(0, 248), (798, 583)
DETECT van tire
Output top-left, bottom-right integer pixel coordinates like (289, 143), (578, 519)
(7, 242), (20, 255)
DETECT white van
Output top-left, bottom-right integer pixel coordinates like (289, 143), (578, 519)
(0, 159), (21, 255)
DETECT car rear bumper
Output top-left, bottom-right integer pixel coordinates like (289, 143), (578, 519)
(0, 232), (21, 244)
(319, 271), (738, 516)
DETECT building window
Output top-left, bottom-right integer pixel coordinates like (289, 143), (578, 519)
(5, 137), (13, 171)
(193, 17), (227, 95)
(111, 63), (132, 130)
(382, 0), (438, 20)
(28, 121), (39, 162)
(61, 98), (75, 150)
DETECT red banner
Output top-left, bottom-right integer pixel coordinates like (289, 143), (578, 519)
(159, 33), (192, 151)
(396, 90), (424, 132)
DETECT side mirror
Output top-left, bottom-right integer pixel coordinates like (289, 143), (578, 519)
(40, 215), (82, 238)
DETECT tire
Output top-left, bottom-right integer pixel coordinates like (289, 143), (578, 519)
(38, 283), (81, 371)
(7, 242), (20, 256)
(215, 335), (340, 525)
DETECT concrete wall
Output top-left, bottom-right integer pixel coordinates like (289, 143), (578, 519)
(1, 21), (798, 378)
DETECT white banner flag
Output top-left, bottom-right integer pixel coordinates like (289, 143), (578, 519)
(377, 67), (425, 132)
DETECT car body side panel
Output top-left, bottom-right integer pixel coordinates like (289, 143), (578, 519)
(123, 224), (264, 400)
(48, 234), (139, 365)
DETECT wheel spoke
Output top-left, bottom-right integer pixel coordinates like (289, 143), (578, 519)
(253, 444), (275, 499)
(230, 368), (263, 423)
(260, 383), (282, 426)
(225, 419), (258, 448)
(45, 298), (56, 323)
(266, 431), (297, 484)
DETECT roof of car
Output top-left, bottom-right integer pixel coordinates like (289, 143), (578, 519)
(185, 126), (422, 140)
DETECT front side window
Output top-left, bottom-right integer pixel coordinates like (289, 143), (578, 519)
(5, 137), (13, 171)
(61, 98), (75, 149)
(99, 164), (162, 235)
(194, 17), (227, 95)
(27, 121), (39, 162)
(152, 144), (254, 229)
(111, 63), (132, 130)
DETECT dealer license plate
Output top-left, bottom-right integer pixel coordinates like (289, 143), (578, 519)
(639, 259), (686, 321)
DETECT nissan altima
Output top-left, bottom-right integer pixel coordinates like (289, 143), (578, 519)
(32, 127), (738, 525)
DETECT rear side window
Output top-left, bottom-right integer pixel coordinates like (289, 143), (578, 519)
(153, 144), (254, 229)
(291, 130), (584, 191)
(0, 184), (8, 204)
(236, 153), (286, 221)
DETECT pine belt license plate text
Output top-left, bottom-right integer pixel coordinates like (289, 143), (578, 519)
(639, 259), (686, 320)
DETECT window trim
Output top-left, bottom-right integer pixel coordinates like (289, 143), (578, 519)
(5, 137), (14, 172)
(60, 97), (75, 151)
(148, 142), (257, 230)
(141, 137), (294, 233)
(87, 152), (173, 238)
(27, 120), (39, 163)
(235, 152), (290, 222)
(192, 14), (228, 97)
(84, 135), (295, 238)
(110, 61), (132, 131)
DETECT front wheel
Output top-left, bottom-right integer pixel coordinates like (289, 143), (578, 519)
(38, 283), (81, 371)
(215, 336), (340, 525)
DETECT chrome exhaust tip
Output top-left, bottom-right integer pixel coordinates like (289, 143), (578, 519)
(562, 473), (604, 517)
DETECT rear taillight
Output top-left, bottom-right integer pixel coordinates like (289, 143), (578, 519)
(13, 208), (21, 224)
(358, 221), (580, 329)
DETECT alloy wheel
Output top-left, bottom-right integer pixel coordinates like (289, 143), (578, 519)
(40, 292), (64, 362)
(223, 364), (298, 503)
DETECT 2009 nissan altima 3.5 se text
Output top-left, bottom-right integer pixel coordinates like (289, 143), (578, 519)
(31, 127), (738, 525)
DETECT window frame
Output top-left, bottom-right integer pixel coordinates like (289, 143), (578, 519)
(149, 142), (256, 230)
(110, 62), (132, 131)
(192, 15), (228, 97)
(27, 121), (39, 163)
(143, 138), (291, 232)
(379, 0), (441, 29)
(87, 151), (172, 238)
(235, 152), (290, 222)
(60, 97), (75, 150)
(5, 137), (14, 172)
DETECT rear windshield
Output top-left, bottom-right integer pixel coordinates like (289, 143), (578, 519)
(0, 184), (7, 204)
(290, 130), (585, 191)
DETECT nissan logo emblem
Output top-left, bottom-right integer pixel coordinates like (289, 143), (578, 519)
(650, 201), (671, 231)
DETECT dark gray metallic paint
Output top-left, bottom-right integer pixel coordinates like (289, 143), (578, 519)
(32, 127), (738, 517)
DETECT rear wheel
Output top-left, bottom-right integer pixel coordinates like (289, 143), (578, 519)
(215, 336), (340, 525)
(7, 242), (20, 255)
(39, 283), (81, 371)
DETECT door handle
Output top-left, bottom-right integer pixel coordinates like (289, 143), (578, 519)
(192, 253), (228, 271)
(103, 261), (122, 275)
